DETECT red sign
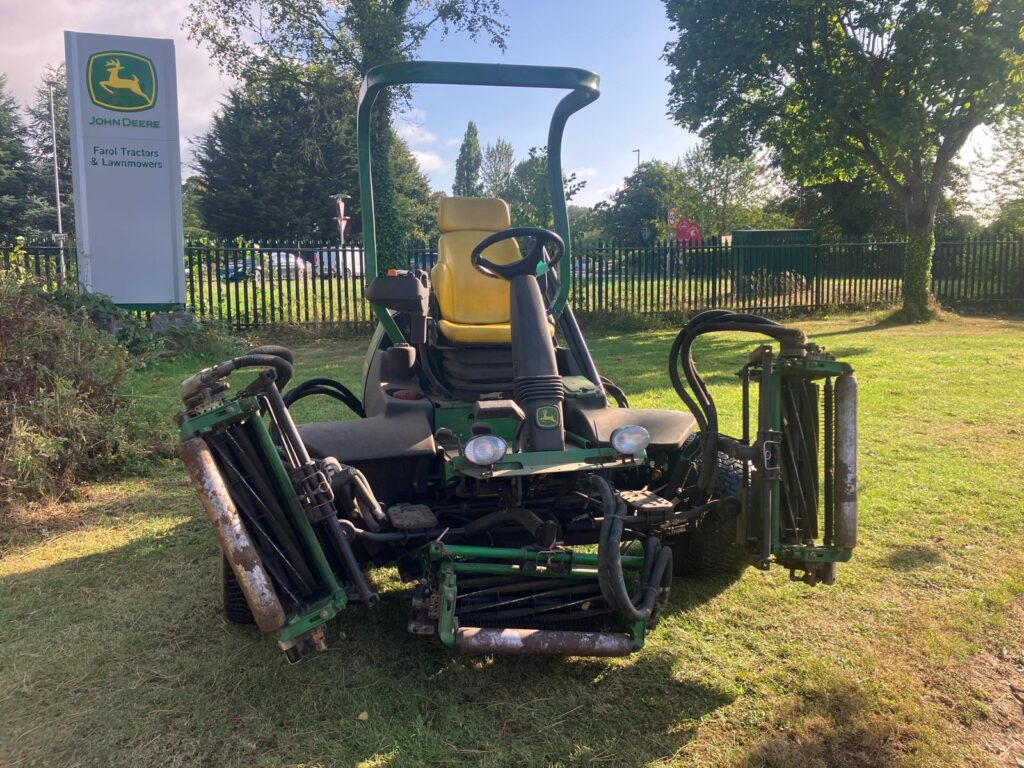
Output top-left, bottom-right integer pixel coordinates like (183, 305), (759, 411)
(675, 217), (703, 245)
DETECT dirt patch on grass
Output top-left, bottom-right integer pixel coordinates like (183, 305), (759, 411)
(740, 682), (919, 767)
(963, 598), (1024, 766)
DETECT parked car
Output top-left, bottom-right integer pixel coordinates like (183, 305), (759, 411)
(221, 256), (263, 283)
(264, 252), (311, 276)
(314, 248), (364, 277)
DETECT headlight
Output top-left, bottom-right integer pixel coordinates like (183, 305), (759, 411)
(463, 434), (509, 466)
(610, 425), (650, 455)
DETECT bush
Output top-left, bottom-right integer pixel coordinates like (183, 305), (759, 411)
(0, 268), (140, 505)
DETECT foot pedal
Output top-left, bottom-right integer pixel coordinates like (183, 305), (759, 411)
(387, 503), (438, 530)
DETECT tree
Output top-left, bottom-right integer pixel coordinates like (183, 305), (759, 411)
(195, 72), (360, 240)
(0, 75), (35, 234)
(23, 63), (73, 234)
(676, 142), (787, 235)
(390, 128), (441, 243)
(601, 160), (687, 241)
(181, 176), (211, 238)
(503, 147), (584, 228)
(663, 0), (1024, 319)
(481, 137), (515, 197)
(778, 174), (903, 241)
(452, 120), (483, 196)
(187, 0), (508, 267)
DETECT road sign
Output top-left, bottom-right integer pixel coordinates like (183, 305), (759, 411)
(675, 217), (703, 245)
(667, 207), (678, 227)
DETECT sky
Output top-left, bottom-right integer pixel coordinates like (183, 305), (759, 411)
(0, 0), (694, 207)
(0, 0), (997, 212)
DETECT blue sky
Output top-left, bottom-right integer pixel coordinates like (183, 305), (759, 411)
(402, 1), (699, 205)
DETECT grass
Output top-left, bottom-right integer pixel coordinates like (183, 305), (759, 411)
(2, 311), (1023, 767)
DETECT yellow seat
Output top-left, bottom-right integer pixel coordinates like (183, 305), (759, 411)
(431, 197), (552, 344)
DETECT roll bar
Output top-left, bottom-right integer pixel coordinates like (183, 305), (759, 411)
(356, 61), (601, 342)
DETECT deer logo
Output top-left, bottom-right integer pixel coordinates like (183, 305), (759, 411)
(87, 51), (157, 112)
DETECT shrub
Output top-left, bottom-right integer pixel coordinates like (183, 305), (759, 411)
(0, 268), (140, 506)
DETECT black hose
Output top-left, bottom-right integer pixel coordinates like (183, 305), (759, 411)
(284, 377), (365, 418)
(249, 345), (294, 364)
(669, 310), (806, 490)
(592, 475), (672, 623)
(336, 518), (465, 543)
(324, 516), (379, 607)
(600, 376), (630, 408)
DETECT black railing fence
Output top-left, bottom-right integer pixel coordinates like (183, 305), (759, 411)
(3, 236), (1021, 329)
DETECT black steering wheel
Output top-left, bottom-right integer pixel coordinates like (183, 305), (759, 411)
(470, 227), (564, 280)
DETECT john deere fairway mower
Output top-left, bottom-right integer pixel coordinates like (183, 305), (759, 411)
(177, 62), (857, 661)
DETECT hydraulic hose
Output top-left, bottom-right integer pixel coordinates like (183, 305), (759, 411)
(592, 475), (672, 623)
(669, 310), (806, 491)
(284, 377), (365, 418)
(323, 516), (379, 607)
(180, 351), (294, 406)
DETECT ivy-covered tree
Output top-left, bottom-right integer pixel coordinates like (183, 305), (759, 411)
(663, 0), (1024, 319)
(390, 128), (442, 243)
(481, 137), (515, 198)
(0, 75), (35, 234)
(452, 120), (483, 196)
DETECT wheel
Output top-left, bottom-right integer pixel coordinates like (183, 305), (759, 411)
(670, 440), (750, 578)
(221, 553), (256, 625)
(250, 269), (262, 283)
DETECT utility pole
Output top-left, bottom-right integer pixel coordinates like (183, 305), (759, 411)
(49, 85), (66, 282)
(633, 149), (640, 169)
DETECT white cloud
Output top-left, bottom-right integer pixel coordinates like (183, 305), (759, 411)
(396, 108), (437, 145)
(444, 137), (462, 147)
(397, 123), (438, 146)
(574, 183), (621, 207)
(1, 0), (234, 169)
(411, 150), (448, 172)
(571, 166), (599, 178)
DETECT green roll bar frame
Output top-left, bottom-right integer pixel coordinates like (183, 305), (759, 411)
(357, 60), (601, 342)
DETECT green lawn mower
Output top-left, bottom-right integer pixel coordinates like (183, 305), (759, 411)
(176, 61), (857, 661)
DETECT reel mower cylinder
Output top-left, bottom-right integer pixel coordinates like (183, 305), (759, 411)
(834, 373), (858, 549)
(178, 437), (287, 634)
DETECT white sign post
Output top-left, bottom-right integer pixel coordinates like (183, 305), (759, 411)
(65, 32), (185, 308)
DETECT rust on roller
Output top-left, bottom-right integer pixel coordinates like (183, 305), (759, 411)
(454, 627), (634, 657)
(179, 437), (287, 634)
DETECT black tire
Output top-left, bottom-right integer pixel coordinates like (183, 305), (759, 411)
(671, 444), (749, 578)
(221, 554), (256, 625)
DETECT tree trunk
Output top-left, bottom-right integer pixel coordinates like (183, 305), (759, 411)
(901, 195), (936, 321)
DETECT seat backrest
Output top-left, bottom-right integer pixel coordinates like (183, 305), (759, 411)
(431, 197), (520, 325)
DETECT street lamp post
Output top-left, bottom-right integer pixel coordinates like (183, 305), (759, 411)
(49, 85), (66, 282)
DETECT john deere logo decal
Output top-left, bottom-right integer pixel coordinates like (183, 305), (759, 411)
(535, 406), (561, 429)
(88, 52), (157, 112)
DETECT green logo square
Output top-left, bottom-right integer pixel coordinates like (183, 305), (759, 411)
(87, 51), (157, 112)
(535, 405), (561, 429)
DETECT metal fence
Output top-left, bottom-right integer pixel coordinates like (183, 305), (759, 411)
(3, 236), (1021, 329)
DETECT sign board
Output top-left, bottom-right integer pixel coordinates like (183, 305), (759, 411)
(675, 217), (703, 245)
(65, 32), (185, 307)
(667, 207), (678, 227)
